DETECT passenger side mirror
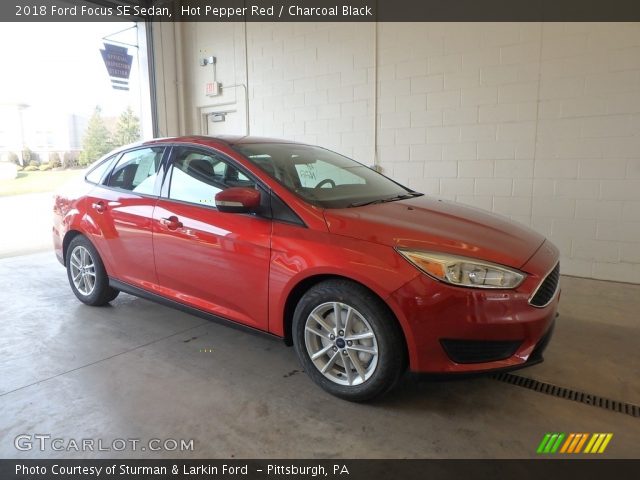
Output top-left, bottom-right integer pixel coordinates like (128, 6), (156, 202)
(215, 187), (261, 213)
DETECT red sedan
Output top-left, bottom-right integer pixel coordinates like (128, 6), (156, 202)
(53, 136), (560, 401)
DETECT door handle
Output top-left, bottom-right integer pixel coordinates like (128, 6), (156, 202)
(91, 201), (106, 213)
(160, 215), (183, 230)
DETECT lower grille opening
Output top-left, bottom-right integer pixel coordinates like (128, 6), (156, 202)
(529, 322), (555, 362)
(440, 339), (522, 364)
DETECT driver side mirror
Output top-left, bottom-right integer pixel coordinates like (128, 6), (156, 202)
(215, 187), (260, 213)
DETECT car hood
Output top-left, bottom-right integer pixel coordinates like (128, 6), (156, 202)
(323, 196), (545, 269)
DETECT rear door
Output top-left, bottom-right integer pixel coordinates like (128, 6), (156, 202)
(86, 146), (166, 287)
(152, 146), (271, 330)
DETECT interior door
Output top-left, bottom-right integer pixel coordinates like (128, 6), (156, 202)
(152, 146), (271, 330)
(86, 146), (165, 288)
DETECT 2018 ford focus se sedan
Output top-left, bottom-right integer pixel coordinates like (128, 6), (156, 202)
(53, 135), (560, 401)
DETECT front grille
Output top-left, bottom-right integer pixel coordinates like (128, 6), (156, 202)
(529, 262), (560, 307)
(440, 339), (522, 364)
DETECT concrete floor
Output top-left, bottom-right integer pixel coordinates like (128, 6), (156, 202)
(0, 252), (638, 459)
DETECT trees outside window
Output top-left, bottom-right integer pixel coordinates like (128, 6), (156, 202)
(79, 106), (112, 167)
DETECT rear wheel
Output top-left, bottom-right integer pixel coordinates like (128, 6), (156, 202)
(66, 235), (119, 306)
(293, 280), (406, 402)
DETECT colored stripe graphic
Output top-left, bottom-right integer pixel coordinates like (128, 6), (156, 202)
(567, 433), (582, 453)
(584, 433), (614, 454)
(537, 433), (565, 453)
(538, 433), (613, 454)
(598, 434), (613, 453)
(550, 433), (565, 453)
(591, 434), (605, 453)
(537, 433), (552, 454)
(574, 433), (589, 453)
(560, 433), (575, 453)
(544, 433), (559, 453)
(584, 434), (598, 453)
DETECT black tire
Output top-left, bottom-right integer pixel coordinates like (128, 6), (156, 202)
(293, 279), (406, 402)
(66, 235), (119, 306)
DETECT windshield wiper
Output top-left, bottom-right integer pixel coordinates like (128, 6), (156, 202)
(349, 192), (423, 208)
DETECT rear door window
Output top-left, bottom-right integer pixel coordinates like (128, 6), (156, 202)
(106, 147), (165, 195)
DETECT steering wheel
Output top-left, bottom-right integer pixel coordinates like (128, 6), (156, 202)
(314, 178), (336, 189)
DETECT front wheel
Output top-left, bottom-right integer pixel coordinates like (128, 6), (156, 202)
(293, 280), (406, 402)
(66, 235), (119, 306)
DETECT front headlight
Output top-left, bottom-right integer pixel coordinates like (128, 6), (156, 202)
(396, 249), (525, 289)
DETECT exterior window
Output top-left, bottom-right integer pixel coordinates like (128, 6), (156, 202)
(168, 148), (255, 207)
(85, 155), (117, 184)
(106, 147), (164, 194)
(236, 143), (412, 209)
(294, 159), (366, 188)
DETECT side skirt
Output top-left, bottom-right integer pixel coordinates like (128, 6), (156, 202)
(109, 278), (283, 343)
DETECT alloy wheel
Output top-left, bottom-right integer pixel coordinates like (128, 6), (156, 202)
(69, 245), (97, 296)
(304, 301), (379, 386)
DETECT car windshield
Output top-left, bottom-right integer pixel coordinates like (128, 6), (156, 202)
(234, 143), (422, 209)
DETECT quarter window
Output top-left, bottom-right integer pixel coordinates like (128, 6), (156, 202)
(168, 148), (255, 207)
(106, 147), (164, 194)
(85, 155), (117, 184)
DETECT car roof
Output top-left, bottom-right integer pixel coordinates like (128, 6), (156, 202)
(141, 135), (300, 148)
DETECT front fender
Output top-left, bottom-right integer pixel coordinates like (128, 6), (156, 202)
(268, 222), (420, 349)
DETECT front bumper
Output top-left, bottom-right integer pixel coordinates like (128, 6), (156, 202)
(389, 240), (560, 373)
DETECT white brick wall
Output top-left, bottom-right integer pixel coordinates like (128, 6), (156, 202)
(172, 22), (640, 283)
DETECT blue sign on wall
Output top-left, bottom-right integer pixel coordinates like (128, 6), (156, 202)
(100, 43), (133, 91)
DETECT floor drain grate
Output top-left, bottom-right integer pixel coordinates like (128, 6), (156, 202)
(491, 372), (640, 418)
